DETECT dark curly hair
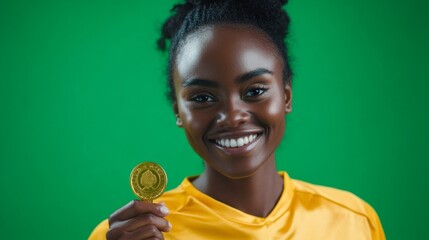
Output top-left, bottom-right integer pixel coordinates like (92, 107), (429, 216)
(157, 0), (292, 102)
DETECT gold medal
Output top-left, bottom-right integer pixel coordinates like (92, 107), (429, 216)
(130, 162), (167, 202)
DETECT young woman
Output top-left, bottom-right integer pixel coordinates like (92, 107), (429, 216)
(89, 0), (385, 239)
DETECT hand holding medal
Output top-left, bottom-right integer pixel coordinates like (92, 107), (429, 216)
(104, 162), (171, 239)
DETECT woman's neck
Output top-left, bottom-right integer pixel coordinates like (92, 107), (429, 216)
(192, 160), (283, 218)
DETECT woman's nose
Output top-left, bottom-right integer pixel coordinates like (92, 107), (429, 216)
(216, 99), (250, 128)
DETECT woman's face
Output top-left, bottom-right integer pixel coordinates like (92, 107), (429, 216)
(173, 25), (292, 178)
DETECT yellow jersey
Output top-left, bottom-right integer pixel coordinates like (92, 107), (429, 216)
(89, 172), (385, 239)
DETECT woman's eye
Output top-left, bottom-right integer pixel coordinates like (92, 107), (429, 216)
(190, 94), (214, 103)
(245, 88), (267, 97)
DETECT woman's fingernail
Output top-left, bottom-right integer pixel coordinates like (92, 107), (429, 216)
(168, 222), (173, 229)
(160, 205), (169, 214)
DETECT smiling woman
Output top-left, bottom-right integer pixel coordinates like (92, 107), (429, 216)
(174, 25), (290, 182)
(89, 0), (385, 239)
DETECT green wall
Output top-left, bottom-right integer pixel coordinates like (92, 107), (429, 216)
(1, 0), (428, 239)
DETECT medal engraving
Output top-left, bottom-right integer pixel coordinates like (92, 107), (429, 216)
(130, 162), (167, 201)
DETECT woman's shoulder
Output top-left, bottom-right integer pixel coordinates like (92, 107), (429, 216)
(291, 178), (381, 229)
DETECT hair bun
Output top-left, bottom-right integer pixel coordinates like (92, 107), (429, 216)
(186, 0), (216, 5)
(187, 0), (287, 7)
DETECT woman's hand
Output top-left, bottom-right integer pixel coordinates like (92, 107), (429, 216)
(106, 200), (171, 240)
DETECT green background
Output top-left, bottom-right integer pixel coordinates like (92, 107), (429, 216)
(1, 0), (428, 239)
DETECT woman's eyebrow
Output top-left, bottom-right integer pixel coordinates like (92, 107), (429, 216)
(236, 68), (273, 84)
(181, 78), (219, 88)
(181, 68), (273, 88)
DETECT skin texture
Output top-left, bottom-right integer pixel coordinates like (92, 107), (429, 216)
(106, 24), (292, 239)
(174, 25), (292, 217)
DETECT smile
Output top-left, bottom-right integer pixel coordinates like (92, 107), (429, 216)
(214, 134), (259, 148)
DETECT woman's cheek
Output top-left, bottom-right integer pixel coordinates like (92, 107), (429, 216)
(266, 88), (286, 115)
(263, 97), (286, 133)
(181, 110), (211, 143)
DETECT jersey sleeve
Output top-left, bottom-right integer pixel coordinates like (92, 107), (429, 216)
(364, 201), (386, 240)
(88, 219), (108, 240)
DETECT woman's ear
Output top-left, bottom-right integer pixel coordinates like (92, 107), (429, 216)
(284, 84), (292, 113)
(173, 102), (183, 127)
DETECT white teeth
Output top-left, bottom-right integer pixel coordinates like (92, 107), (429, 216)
(214, 134), (258, 148)
(225, 139), (230, 148)
(237, 138), (244, 147)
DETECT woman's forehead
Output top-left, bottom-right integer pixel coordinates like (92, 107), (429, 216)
(175, 25), (282, 81)
(177, 24), (278, 59)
